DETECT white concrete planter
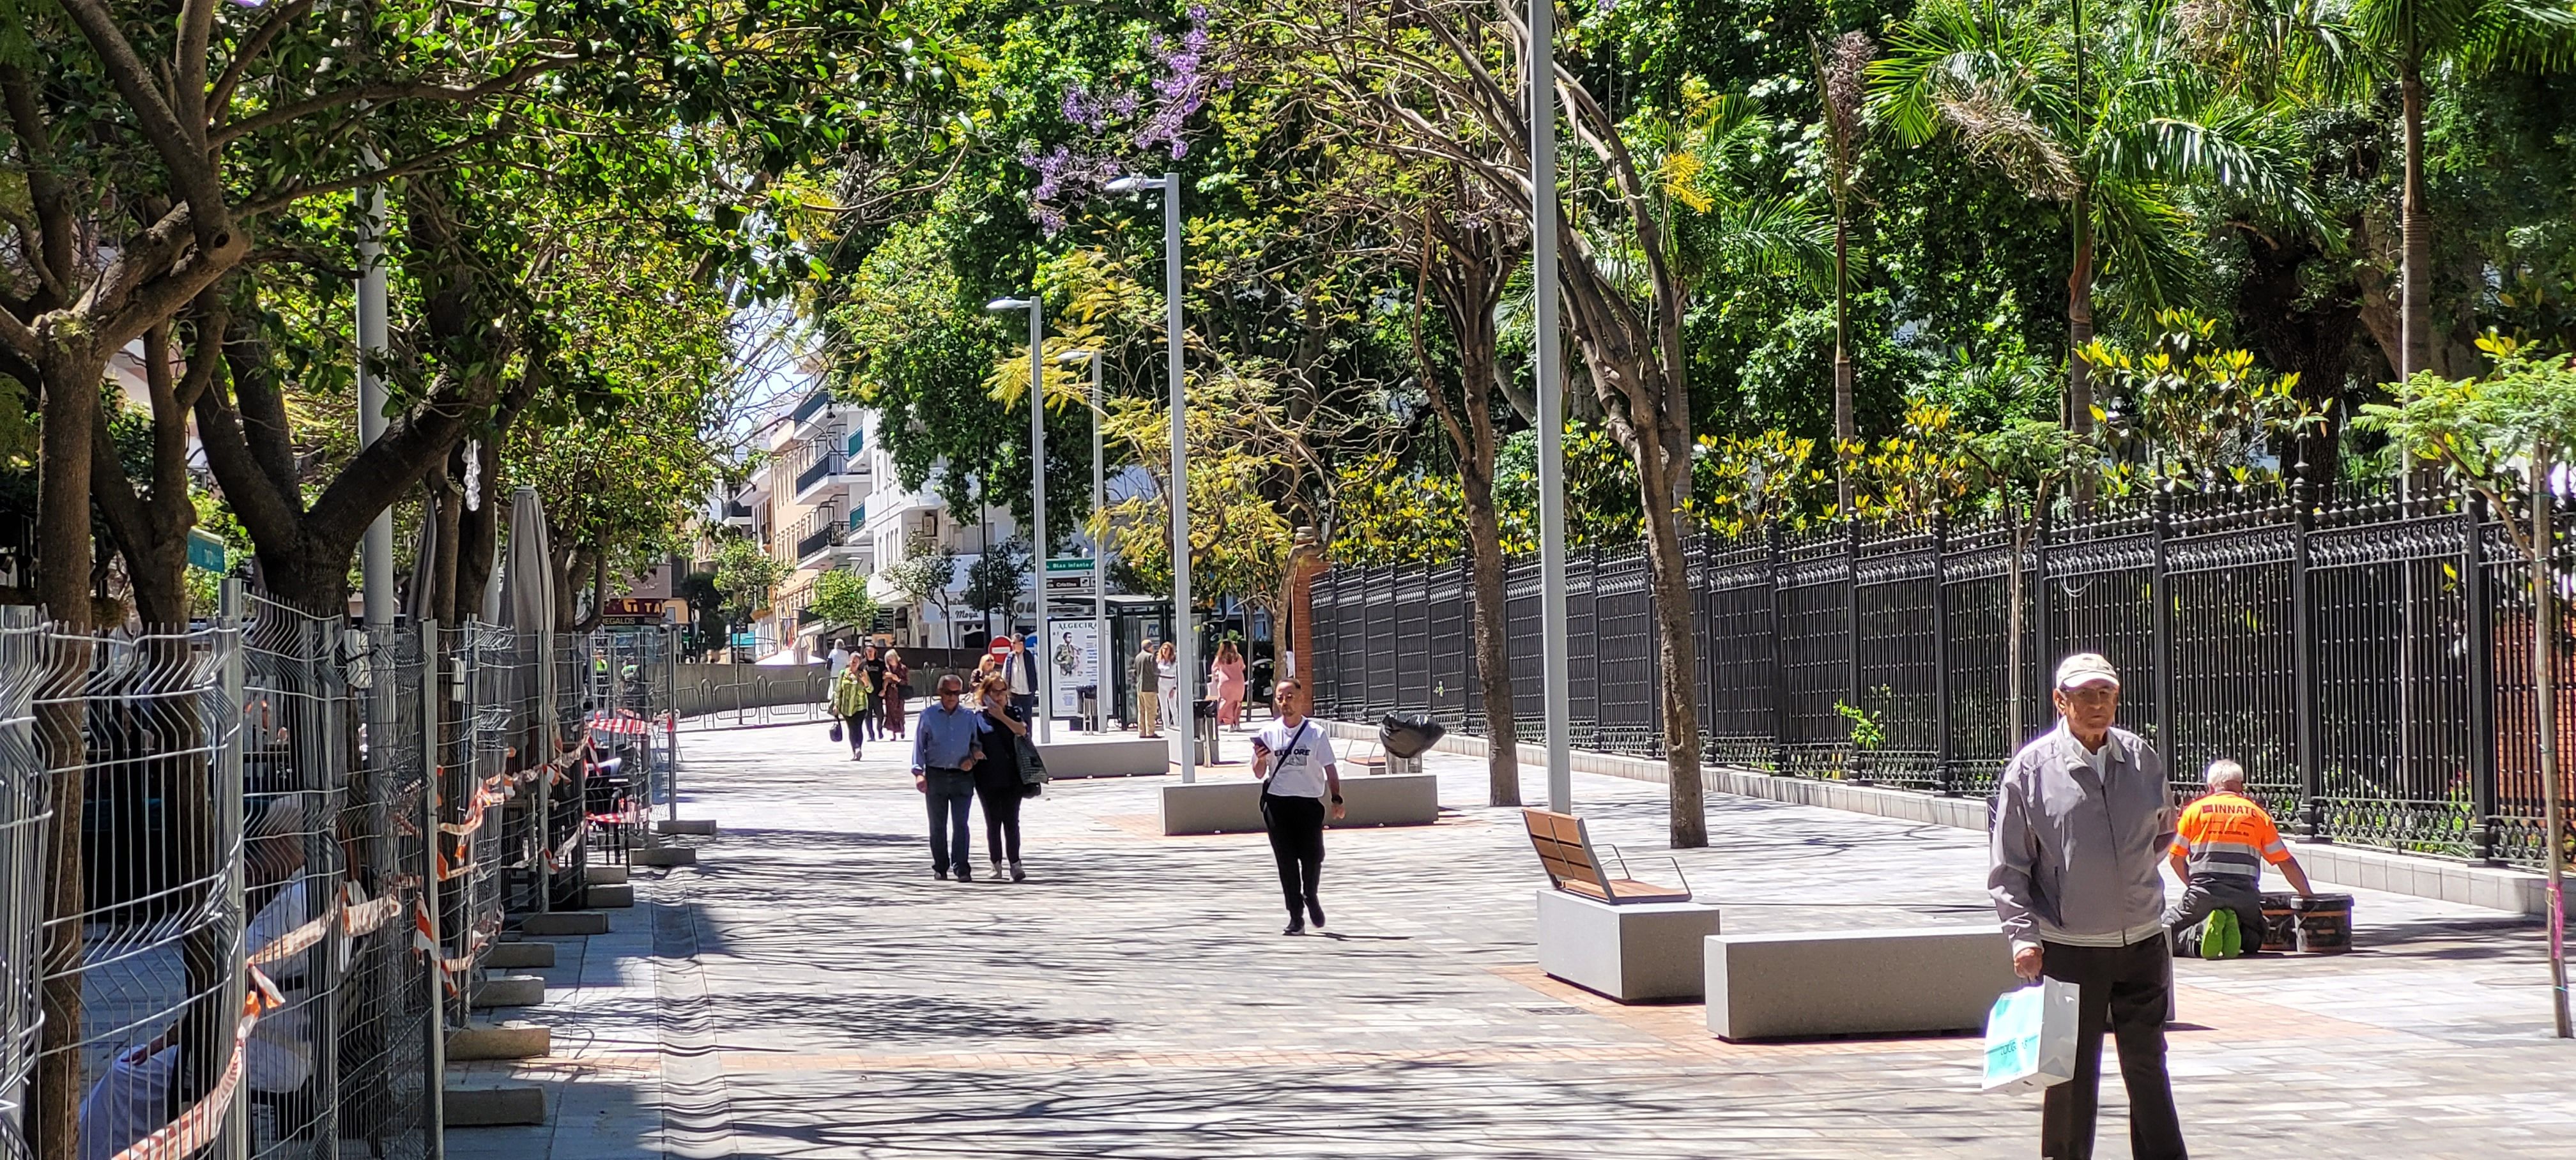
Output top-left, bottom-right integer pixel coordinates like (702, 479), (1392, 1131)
(1703, 926), (2018, 1041)
(1535, 889), (1722, 1002)
(1158, 772), (1439, 836)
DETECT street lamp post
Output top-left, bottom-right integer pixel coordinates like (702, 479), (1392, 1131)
(988, 294), (1052, 743)
(1107, 172), (1193, 783)
(1530, 0), (1571, 811)
(1061, 350), (1110, 733)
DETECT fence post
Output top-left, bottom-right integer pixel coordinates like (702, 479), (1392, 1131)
(2150, 487), (2175, 765)
(216, 580), (249, 1160)
(2033, 502), (2055, 744)
(1845, 519), (1864, 779)
(312, 614), (345, 1148)
(2291, 478), (2325, 837)
(2464, 492), (2500, 862)
(534, 624), (554, 914)
(1931, 515), (1953, 795)
(1767, 525), (1788, 771)
(420, 619), (446, 1160)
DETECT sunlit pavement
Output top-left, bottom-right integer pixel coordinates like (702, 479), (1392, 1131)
(456, 721), (2570, 1159)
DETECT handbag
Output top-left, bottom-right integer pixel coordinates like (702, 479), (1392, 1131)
(1016, 733), (1050, 788)
(829, 722), (843, 743)
(1981, 979), (2080, 1092)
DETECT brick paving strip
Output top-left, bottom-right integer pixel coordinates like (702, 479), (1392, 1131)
(495, 725), (2576, 1160)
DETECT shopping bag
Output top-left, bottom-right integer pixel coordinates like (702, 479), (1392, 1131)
(1981, 979), (2080, 1092)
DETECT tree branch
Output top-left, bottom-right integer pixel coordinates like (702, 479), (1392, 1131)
(54, 0), (231, 244)
(211, 64), (564, 148)
(206, 0), (316, 116)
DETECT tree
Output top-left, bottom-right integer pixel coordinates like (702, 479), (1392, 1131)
(711, 533), (790, 630)
(965, 537), (1031, 632)
(1817, 30), (1875, 509)
(1871, 0), (2308, 492)
(809, 567), (883, 632)
(2358, 333), (2576, 1038)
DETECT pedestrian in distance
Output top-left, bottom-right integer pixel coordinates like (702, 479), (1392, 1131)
(1133, 639), (1162, 737)
(1155, 641), (1179, 730)
(1007, 632), (1039, 722)
(910, 673), (988, 881)
(1250, 677), (1344, 935)
(884, 648), (912, 738)
(862, 645), (888, 741)
(974, 673), (1032, 882)
(827, 637), (849, 678)
(1211, 639), (1248, 731)
(2165, 758), (2317, 956)
(831, 653), (872, 760)
(1989, 652), (2185, 1160)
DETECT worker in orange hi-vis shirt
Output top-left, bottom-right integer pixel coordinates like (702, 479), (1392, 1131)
(2163, 758), (2318, 952)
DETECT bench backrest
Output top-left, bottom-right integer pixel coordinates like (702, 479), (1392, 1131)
(1522, 809), (1613, 897)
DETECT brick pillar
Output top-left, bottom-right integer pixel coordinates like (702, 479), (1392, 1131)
(1285, 526), (1327, 682)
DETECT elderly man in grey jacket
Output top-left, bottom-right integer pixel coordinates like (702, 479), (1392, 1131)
(1991, 652), (2186, 1160)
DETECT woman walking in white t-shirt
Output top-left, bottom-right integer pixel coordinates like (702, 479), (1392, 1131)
(1249, 677), (1344, 935)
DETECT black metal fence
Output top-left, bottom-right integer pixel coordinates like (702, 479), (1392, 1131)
(1310, 481), (2572, 867)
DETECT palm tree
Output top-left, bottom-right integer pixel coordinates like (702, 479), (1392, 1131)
(2340, 0), (2575, 379)
(1870, 0), (2304, 481)
(1818, 31), (1875, 512)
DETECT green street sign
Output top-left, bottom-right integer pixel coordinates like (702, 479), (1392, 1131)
(1045, 556), (1096, 574)
(186, 528), (227, 573)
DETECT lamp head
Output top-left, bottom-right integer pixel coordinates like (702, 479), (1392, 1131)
(1057, 349), (1098, 365)
(985, 296), (1032, 312)
(1104, 175), (1165, 195)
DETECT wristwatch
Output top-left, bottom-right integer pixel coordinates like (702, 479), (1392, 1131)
(1330, 795), (1345, 805)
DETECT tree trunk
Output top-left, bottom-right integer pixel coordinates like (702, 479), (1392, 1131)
(2398, 50), (2429, 384)
(1637, 461), (1705, 848)
(2067, 181), (2096, 484)
(31, 340), (100, 1160)
(2534, 446), (2569, 1038)
(1834, 215), (1855, 512)
(1461, 485), (1518, 806)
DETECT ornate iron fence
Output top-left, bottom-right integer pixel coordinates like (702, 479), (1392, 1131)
(1310, 480), (2570, 867)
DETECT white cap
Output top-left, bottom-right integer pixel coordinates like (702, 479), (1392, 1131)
(2054, 652), (2120, 690)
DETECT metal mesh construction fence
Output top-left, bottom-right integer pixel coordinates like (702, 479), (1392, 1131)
(1310, 481), (2572, 867)
(0, 591), (677, 1160)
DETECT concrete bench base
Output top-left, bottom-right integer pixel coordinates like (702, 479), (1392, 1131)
(655, 818), (718, 836)
(1036, 738), (1170, 778)
(586, 884), (635, 908)
(519, 912), (609, 936)
(447, 1024), (551, 1060)
(1704, 927), (2018, 1041)
(482, 942), (556, 970)
(587, 865), (629, 885)
(469, 975), (546, 1009)
(1158, 773), (1438, 836)
(1535, 889), (1721, 1002)
(443, 1085), (546, 1127)
(630, 847), (696, 867)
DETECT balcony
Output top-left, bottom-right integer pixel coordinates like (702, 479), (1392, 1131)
(790, 387), (836, 427)
(788, 427), (870, 504)
(786, 505), (853, 568)
(721, 497), (756, 527)
(795, 450), (843, 496)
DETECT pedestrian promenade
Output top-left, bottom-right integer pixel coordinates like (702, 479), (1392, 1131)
(468, 724), (2571, 1159)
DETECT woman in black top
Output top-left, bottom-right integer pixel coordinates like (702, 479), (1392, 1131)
(861, 646), (889, 740)
(972, 673), (1031, 881)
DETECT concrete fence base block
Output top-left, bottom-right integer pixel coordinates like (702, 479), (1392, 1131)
(1036, 737), (1171, 778)
(442, 1085), (547, 1127)
(518, 912), (610, 936)
(482, 942), (556, 969)
(1158, 772), (1439, 836)
(1704, 927), (2018, 1042)
(469, 975), (546, 1009)
(586, 865), (630, 885)
(446, 1025), (552, 1060)
(655, 818), (719, 836)
(629, 847), (696, 867)
(585, 884), (636, 909)
(1535, 889), (1722, 1003)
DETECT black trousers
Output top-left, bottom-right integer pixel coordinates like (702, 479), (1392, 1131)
(842, 714), (869, 755)
(922, 768), (975, 873)
(1261, 792), (1326, 915)
(2039, 938), (2187, 1160)
(975, 772), (1023, 862)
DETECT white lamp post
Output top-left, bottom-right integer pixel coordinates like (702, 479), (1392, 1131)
(1530, 0), (1572, 812)
(987, 294), (1052, 743)
(1105, 172), (1194, 783)
(1059, 349), (1111, 733)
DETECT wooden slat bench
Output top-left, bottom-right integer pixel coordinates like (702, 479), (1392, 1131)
(1522, 809), (1691, 904)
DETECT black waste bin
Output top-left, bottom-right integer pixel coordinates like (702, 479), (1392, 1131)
(1380, 713), (1445, 759)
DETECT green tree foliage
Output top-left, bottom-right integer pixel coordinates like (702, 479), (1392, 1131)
(809, 567), (883, 630)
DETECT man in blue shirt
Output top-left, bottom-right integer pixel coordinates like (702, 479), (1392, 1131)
(910, 673), (990, 881)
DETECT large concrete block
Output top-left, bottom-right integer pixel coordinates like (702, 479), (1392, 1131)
(1703, 927), (2018, 1041)
(1036, 737), (1170, 778)
(447, 1024), (551, 1060)
(518, 912), (609, 936)
(655, 818), (718, 836)
(443, 1085), (546, 1127)
(586, 864), (630, 885)
(630, 847), (696, 867)
(482, 942), (556, 969)
(469, 974), (546, 1009)
(1158, 773), (1439, 836)
(1535, 889), (1722, 1002)
(585, 883), (636, 909)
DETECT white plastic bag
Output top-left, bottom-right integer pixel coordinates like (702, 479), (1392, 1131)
(1981, 979), (2080, 1092)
